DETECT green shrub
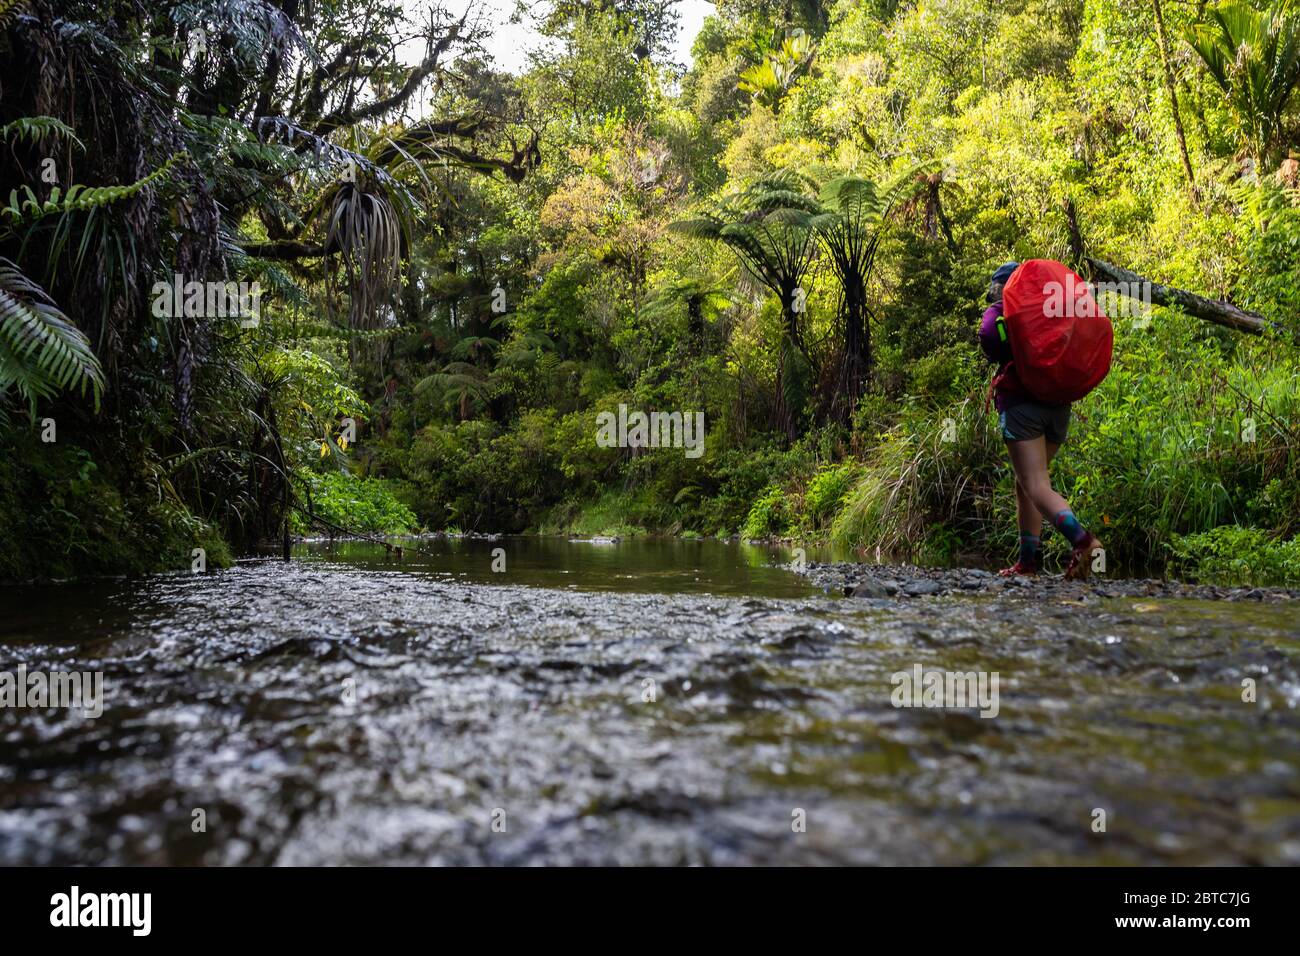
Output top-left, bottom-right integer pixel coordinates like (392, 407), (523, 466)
(295, 471), (419, 535)
(907, 345), (982, 408)
(803, 461), (862, 529)
(1054, 323), (1300, 571)
(741, 484), (791, 539)
(1167, 526), (1300, 587)
(537, 488), (650, 537)
(0, 434), (232, 581)
(688, 442), (805, 536)
(392, 415), (567, 532)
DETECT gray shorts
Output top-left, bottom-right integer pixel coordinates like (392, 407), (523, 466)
(999, 400), (1071, 445)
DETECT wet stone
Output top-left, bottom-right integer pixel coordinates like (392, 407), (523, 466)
(903, 580), (944, 597)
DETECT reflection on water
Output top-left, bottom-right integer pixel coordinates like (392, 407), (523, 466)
(293, 534), (834, 598)
(1, 538), (1298, 865)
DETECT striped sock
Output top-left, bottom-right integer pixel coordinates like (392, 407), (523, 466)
(1052, 509), (1090, 546)
(1018, 533), (1041, 567)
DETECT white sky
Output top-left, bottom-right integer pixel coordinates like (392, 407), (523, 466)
(415, 1), (717, 74)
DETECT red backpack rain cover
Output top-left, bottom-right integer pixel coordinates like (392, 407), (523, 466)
(1001, 259), (1113, 404)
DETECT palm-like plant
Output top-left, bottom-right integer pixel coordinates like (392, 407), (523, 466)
(1186, 0), (1300, 167)
(642, 276), (732, 354)
(449, 335), (501, 361)
(738, 31), (814, 111)
(672, 172), (820, 439)
(250, 117), (422, 333)
(323, 178), (406, 332)
(809, 172), (909, 421)
(416, 361), (493, 421)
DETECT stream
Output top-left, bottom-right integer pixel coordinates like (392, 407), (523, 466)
(2, 536), (1298, 865)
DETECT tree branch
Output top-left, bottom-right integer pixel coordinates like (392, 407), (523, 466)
(240, 240), (327, 260)
(310, 14), (468, 138)
(1085, 257), (1273, 335)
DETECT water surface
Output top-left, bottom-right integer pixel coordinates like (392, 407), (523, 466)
(2, 538), (1298, 865)
(293, 534), (827, 597)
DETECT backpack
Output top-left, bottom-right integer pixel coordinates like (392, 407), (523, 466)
(999, 259), (1113, 405)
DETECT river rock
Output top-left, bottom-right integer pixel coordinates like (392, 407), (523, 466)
(847, 580), (891, 599)
(904, 580), (944, 597)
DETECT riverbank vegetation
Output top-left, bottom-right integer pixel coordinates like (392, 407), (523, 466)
(1, 0), (1297, 583)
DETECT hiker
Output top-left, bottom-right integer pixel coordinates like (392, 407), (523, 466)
(981, 261), (1104, 578)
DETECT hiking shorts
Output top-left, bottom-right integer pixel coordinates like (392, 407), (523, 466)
(999, 400), (1071, 445)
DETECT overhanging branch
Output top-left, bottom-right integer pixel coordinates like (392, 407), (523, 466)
(310, 14), (468, 138)
(240, 240), (327, 260)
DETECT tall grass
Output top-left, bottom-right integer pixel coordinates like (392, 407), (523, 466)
(830, 396), (1007, 563)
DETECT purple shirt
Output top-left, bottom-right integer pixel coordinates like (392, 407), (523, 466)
(979, 302), (1025, 410)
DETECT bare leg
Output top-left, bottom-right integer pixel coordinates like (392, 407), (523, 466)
(1006, 436), (1072, 521)
(1008, 439), (1060, 530)
(1013, 478), (1038, 535)
(1008, 438), (1098, 578)
(1013, 441), (1059, 534)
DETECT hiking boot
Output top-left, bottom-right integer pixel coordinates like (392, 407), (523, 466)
(1065, 534), (1102, 581)
(998, 560), (1038, 577)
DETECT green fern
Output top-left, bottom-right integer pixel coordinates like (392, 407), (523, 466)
(1, 150), (186, 227)
(414, 361), (493, 419)
(0, 257), (104, 412)
(0, 115), (84, 151)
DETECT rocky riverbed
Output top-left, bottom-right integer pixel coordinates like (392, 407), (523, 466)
(2, 539), (1298, 865)
(796, 560), (1300, 604)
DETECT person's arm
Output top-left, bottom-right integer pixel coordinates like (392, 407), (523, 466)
(979, 303), (1008, 364)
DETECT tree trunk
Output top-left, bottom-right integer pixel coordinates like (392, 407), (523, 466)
(1062, 198), (1087, 269)
(1085, 258), (1272, 335)
(1151, 0), (1198, 199)
(774, 280), (808, 441)
(773, 332), (802, 443)
(773, 357), (793, 442)
(686, 297), (704, 352)
(837, 277), (870, 423)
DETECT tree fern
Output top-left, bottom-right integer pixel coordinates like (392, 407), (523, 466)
(415, 362), (492, 419)
(449, 335), (500, 360)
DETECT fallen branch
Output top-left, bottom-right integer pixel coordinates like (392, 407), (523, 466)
(1085, 257), (1272, 335)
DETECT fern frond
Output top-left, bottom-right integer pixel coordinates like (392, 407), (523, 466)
(0, 257), (104, 411)
(1, 150), (186, 228)
(0, 0), (28, 26)
(0, 116), (84, 151)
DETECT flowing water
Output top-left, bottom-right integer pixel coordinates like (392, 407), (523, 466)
(2, 536), (1298, 865)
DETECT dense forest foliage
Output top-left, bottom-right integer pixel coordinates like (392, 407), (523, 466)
(1, 0), (1298, 583)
